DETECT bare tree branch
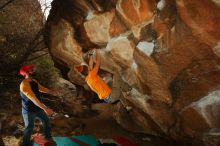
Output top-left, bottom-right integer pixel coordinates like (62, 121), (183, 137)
(1, 0), (53, 73)
(31, 39), (44, 51)
(27, 52), (48, 62)
(3, 28), (45, 72)
(19, 29), (44, 62)
(32, 47), (48, 53)
(43, 6), (51, 15)
(0, 0), (16, 10)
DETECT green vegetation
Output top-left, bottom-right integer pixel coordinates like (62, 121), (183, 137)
(29, 55), (60, 88)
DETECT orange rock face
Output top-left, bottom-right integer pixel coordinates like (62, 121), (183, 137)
(84, 10), (127, 45)
(176, 0), (220, 46)
(116, 0), (154, 27)
(45, 0), (220, 144)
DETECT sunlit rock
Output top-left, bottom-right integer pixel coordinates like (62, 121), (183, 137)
(45, 0), (220, 143)
(84, 10), (127, 45)
(116, 0), (154, 27)
(106, 35), (135, 68)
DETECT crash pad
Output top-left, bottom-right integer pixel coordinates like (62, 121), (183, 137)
(33, 135), (100, 146)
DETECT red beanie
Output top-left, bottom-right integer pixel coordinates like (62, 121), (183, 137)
(19, 65), (35, 76)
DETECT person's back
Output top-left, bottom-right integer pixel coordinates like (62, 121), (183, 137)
(20, 78), (43, 114)
(86, 68), (111, 100)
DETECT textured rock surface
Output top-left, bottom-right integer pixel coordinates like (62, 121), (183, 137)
(50, 19), (83, 66)
(45, 0), (220, 144)
(0, 0), (43, 72)
(84, 10), (127, 45)
(0, 0), (45, 92)
(180, 90), (220, 136)
(116, 0), (154, 27)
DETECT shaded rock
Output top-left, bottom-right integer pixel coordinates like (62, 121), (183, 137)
(121, 68), (140, 91)
(112, 102), (145, 133)
(0, 135), (4, 146)
(152, 0), (177, 52)
(134, 49), (172, 104)
(122, 88), (175, 134)
(49, 19), (83, 66)
(0, 121), (4, 146)
(131, 19), (155, 42)
(49, 0), (90, 27)
(180, 90), (220, 137)
(52, 118), (83, 136)
(173, 56), (220, 112)
(202, 132), (220, 146)
(152, 18), (172, 52)
(112, 101), (163, 135)
(56, 77), (76, 98)
(176, 0), (220, 47)
(87, 0), (117, 12)
(0, 35), (6, 43)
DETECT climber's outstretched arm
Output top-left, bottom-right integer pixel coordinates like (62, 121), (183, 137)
(93, 49), (100, 74)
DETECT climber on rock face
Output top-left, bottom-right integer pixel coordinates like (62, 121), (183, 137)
(19, 65), (59, 146)
(74, 49), (132, 110)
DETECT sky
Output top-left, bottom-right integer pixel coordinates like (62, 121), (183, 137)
(38, 0), (53, 19)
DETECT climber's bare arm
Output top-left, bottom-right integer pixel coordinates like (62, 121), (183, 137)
(93, 49), (100, 74)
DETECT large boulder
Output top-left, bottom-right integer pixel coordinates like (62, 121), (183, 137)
(0, 0), (43, 72)
(45, 0), (220, 143)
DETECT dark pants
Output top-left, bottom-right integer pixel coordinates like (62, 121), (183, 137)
(103, 93), (112, 103)
(22, 110), (51, 146)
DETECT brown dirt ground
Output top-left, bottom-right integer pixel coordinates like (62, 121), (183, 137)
(1, 94), (177, 146)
